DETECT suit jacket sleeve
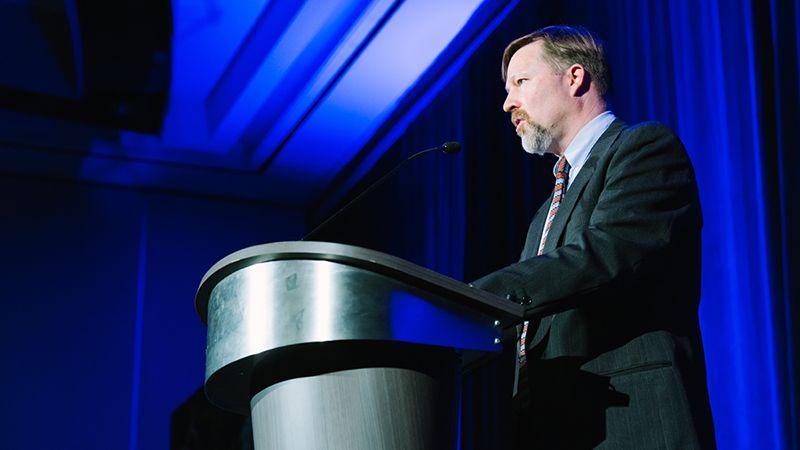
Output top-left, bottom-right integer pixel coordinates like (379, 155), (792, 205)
(471, 123), (700, 320)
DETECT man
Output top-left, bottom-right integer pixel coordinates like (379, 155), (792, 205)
(472, 26), (716, 448)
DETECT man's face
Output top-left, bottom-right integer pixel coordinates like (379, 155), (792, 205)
(503, 41), (569, 155)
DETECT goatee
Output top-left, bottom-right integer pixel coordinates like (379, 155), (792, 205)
(519, 120), (553, 156)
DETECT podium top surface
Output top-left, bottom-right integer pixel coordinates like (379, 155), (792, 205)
(195, 241), (523, 324)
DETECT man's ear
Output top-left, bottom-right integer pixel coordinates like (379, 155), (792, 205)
(567, 64), (590, 96)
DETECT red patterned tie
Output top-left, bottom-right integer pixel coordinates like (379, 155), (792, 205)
(518, 156), (570, 369)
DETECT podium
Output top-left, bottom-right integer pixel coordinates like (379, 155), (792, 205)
(195, 242), (523, 450)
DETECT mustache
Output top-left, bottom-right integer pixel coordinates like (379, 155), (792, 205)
(511, 110), (531, 125)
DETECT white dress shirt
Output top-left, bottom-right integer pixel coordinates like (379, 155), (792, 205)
(558, 110), (616, 190)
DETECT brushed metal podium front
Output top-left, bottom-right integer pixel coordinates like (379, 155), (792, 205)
(195, 242), (522, 450)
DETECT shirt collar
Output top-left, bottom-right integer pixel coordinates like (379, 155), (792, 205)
(554, 111), (616, 177)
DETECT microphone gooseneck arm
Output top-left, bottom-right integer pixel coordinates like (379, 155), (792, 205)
(301, 142), (461, 241)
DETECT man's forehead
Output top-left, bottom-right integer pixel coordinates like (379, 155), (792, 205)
(508, 41), (542, 72)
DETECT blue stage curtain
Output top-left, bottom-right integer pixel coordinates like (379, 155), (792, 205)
(321, 1), (799, 448)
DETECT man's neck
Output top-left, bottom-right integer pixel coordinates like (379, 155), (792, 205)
(551, 101), (608, 156)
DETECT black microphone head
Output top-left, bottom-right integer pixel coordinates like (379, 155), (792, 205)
(440, 141), (462, 154)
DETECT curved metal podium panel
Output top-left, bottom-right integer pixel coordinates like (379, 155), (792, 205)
(197, 242), (524, 417)
(205, 258), (501, 383)
(196, 241), (522, 325)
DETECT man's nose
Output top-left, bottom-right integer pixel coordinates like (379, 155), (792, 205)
(503, 94), (518, 113)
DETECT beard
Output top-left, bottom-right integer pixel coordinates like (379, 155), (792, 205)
(514, 111), (553, 155)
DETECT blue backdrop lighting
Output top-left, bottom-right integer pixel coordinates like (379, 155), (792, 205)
(320, 1), (800, 449)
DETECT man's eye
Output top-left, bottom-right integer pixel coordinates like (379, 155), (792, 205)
(517, 78), (527, 86)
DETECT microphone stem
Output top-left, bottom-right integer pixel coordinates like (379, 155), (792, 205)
(302, 146), (442, 241)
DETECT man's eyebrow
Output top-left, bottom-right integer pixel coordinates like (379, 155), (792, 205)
(504, 72), (523, 92)
(506, 71), (529, 89)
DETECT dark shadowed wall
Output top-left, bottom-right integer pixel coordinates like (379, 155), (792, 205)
(0, 176), (302, 449)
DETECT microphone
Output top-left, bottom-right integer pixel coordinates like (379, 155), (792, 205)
(440, 141), (461, 154)
(302, 141), (462, 241)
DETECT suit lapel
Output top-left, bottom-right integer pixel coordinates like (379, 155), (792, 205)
(520, 200), (551, 261)
(527, 120), (626, 350)
(541, 119), (626, 254)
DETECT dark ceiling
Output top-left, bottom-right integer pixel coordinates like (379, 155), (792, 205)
(0, 0), (516, 208)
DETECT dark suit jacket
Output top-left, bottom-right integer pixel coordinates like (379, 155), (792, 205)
(473, 120), (716, 449)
